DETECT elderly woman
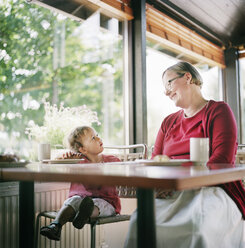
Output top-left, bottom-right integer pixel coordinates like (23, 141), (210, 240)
(124, 62), (245, 248)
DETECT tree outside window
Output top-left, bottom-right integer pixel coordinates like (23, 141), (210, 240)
(0, 0), (124, 160)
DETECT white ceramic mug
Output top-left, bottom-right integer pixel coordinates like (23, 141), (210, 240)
(38, 143), (51, 161)
(190, 137), (209, 164)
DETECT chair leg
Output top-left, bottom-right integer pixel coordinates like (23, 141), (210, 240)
(90, 223), (96, 248)
(34, 213), (41, 248)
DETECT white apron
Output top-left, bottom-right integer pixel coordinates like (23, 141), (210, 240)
(124, 187), (244, 248)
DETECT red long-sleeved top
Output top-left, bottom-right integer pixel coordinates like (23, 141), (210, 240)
(152, 100), (245, 219)
(68, 154), (121, 214)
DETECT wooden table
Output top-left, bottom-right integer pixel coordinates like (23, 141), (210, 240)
(1, 161), (245, 248)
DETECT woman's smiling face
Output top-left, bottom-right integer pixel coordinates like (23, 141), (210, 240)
(163, 71), (191, 108)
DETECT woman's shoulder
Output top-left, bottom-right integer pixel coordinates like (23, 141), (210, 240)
(207, 100), (233, 112)
(204, 100), (236, 124)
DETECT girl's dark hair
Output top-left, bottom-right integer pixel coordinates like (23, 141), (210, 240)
(162, 61), (203, 88)
(68, 126), (92, 152)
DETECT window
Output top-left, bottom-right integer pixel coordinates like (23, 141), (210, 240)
(0, 0), (124, 160)
(146, 42), (221, 149)
(239, 57), (245, 143)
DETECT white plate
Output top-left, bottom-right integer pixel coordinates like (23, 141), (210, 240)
(0, 161), (29, 168)
(42, 159), (84, 164)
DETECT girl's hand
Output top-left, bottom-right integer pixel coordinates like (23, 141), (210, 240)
(62, 151), (83, 159)
(55, 151), (83, 159)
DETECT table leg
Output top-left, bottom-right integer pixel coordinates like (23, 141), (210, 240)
(137, 188), (156, 248)
(19, 181), (34, 248)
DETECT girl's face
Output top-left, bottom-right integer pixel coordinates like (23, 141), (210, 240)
(162, 71), (191, 108)
(78, 128), (104, 156)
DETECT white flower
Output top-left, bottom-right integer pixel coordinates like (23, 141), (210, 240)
(25, 102), (100, 147)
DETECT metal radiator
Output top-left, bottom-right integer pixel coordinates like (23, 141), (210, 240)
(0, 182), (103, 248)
(0, 182), (19, 248)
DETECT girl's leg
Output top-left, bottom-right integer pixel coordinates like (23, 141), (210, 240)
(92, 198), (116, 217)
(53, 204), (76, 225)
(72, 198), (115, 229)
(72, 196), (95, 229)
(40, 196), (80, 241)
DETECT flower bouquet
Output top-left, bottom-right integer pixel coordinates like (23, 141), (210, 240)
(25, 102), (100, 148)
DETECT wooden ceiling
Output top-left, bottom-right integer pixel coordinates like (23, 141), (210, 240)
(150, 0), (245, 48)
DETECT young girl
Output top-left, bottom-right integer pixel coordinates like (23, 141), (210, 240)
(40, 126), (121, 241)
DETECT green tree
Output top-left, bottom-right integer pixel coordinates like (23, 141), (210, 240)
(0, 0), (123, 157)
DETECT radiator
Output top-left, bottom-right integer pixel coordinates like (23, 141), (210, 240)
(0, 182), (103, 248)
(0, 182), (19, 248)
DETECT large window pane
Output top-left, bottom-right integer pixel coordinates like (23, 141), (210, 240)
(0, 1), (124, 160)
(146, 47), (179, 149)
(146, 44), (221, 149)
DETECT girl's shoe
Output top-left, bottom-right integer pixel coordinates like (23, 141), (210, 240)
(72, 196), (94, 229)
(40, 222), (62, 241)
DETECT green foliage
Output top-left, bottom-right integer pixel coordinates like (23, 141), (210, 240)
(0, 0), (123, 158)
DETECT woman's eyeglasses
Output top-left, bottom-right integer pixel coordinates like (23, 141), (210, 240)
(165, 73), (185, 93)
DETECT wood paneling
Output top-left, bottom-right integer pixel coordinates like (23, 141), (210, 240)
(32, 0), (133, 20)
(146, 4), (225, 68)
(239, 51), (245, 59)
(73, 0), (133, 20)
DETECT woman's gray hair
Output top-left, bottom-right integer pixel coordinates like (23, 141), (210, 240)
(68, 126), (92, 152)
(162, 61), (203, 87)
